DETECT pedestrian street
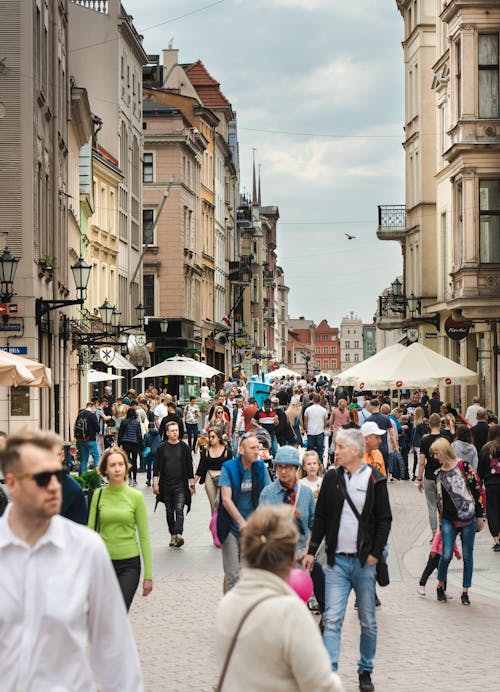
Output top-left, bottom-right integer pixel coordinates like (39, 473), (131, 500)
(130, 475), (500, 692)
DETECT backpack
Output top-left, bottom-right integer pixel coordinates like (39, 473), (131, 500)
(490, 456), (500, 476)
(74, 410), (89, 441)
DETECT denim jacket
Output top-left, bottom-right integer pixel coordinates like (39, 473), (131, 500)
(259, 480), (315, 555)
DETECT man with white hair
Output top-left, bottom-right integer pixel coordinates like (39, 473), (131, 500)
(304, 428), (392, 692)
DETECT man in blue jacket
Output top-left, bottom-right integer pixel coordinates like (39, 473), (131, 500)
(217, 432), (270, 590)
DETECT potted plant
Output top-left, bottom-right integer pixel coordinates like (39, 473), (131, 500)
(74, 470), (103, 510)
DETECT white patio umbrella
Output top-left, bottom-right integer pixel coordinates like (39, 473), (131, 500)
(133, 355), (221, 380)
(334, 344), (406, 386)
(269, 366), (301, 378)
(0, 354), (35, 387)
(0, 350), (50, 387)
(336, 342), (478, 390)
(87, 369), (124, 383)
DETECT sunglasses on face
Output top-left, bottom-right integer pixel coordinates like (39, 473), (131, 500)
(17, 469), (65, 487)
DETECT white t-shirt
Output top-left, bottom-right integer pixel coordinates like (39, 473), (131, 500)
(304, 404), (327, 435)
(153, 403), (168, 425)
(299, 476), (323, 496)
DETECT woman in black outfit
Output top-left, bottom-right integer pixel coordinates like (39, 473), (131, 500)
(478, 424), (500, 552)
(117, 407), (143, 485)
(194, 427), (232, 513)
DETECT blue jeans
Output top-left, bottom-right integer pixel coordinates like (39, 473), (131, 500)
(438, 516), (477, 589)
(76, 440), (100, 474)
(270, 435), (278, 459)
(323, 556), (377, 673)
(307, 433), (325, 462)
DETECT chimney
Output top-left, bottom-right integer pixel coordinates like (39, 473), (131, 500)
(162, 48), (179, 83)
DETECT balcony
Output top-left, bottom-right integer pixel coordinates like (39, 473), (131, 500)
(377, 205), (406, 241)
(264, 308), (275, 324)
(263, 267), (275, 285)
(71, 0), (108, 12)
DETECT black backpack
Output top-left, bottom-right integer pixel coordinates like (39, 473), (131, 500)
(74, 410), (89, 441)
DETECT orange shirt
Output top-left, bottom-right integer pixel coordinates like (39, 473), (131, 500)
(363, 450), (386, 476)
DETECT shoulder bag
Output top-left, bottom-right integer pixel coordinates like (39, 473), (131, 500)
(338, 474), (390, 587)
(92, 488), (103, 533)
(215, 594), (276, 692)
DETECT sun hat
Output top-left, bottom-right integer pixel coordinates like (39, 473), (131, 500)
(361, 422), (386, 437)
(274, 445), (300, 467)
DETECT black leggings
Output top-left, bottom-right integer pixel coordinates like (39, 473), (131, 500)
(486, 483), (500, 538)
(419, 553), (445, 587)
(112, 555), (141, 611)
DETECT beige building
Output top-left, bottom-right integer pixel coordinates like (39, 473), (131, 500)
(69, 0), (148, 329)
(0, 0), (87, 435)
(340, 313), (364, 371)
(378, 1), (500, 412)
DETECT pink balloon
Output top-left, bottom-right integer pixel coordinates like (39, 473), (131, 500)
(286, 568), (313, 602)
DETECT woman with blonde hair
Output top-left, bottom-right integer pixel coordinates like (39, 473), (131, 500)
(286, 400), (303, 447)
(216, 505), (343, 692)
(88, 446), (153, 610)
(207, 407), (229, 440)
(431, 438), (485, 604)
(194, 427), (233, 513)
(442, 413), (456, 442)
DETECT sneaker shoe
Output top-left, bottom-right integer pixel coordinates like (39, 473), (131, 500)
(437, 586), (447, 603)
(359, 671), (375, 691)
(417, 585), (426, 596)
(493, 543), (500, 552)
(146, 480), (151, 487)
(461, 592), (471, 606)
(169, 535), (176, 547)
(175, 534), (184, 548)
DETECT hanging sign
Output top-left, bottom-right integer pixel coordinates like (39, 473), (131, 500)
(99, 347), (115, 365)
(444, 315), (472, 341)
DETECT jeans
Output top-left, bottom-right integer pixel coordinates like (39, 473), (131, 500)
(112, 555), (141, 611)
(438, 517), (477, 589)
(271, 435), (278, 459)
(145, 455), (154, 483)
(186, 423), (199, 450)
(164, 481), (186, 535)
(323, 556), (377, 674)
(221, 531), (242, 590)
(76, 439), (100, 474)
(307, 433), (325, 463)
(424, 479), (438, 533)
(311, 560), (325, 613)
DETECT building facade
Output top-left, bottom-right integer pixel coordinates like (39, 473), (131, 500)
(313, 320), (340, 374)
(340, 312), (364, 370)
(377, 1), (500, 412)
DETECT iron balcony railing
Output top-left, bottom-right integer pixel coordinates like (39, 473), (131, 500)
(377, 205), (406, 240)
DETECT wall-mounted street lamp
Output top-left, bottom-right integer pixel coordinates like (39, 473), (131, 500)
(376, 276), (439, 330)
(406, 292), (440, 329)
(35, 256), (92, 325)
(0, 247), (19, 303)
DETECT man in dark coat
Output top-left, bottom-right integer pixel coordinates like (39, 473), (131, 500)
(153, 421), (194, 548)
(471, 407), (490, 455)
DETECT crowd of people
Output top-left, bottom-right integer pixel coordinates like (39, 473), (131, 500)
(0, 373), (499, 691)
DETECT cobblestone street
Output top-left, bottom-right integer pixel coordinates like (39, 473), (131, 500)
(130, 476), (500, 692)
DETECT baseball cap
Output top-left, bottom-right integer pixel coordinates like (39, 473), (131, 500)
(274, 445), (300, 467)
(361, 422), (386, 437)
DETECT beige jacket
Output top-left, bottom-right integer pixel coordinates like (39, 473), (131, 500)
(216, 568), (343, 692)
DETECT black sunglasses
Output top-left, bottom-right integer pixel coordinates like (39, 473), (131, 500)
(17, 469), (65, 487)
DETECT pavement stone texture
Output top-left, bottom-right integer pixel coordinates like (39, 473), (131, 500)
(130, 474), (500, 692)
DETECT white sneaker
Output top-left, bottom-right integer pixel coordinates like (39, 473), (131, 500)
(417, 585), (425, 596)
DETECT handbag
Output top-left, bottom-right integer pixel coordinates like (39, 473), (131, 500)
(214, 594), (276, 692)
(93, 488), (103, 533)
(338, 474), (390, 587)
(209, 507), (222, 548)
(142, 446), (151, 458)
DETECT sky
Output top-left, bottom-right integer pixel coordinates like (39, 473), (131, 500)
(124, 0), (405, 327)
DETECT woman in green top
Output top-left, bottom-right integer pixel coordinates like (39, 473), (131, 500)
(89, 446), (153, 611)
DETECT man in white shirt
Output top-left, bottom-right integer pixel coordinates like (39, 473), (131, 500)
(303, 428), (392, 692)
(303, 393), (328, 464)
(154, 394), (171, 429)
(465, 396), (482, 426)
(0, 429), (143, 692)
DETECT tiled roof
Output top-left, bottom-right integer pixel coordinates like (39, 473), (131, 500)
(185, 60), (233, 112)
(97, 145), (119, 167)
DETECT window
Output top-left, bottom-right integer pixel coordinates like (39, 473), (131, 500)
(479, 35), (499, 118)
(345, 340), (350, 349)
(143, 153), (153, 183)
(479, 179), (500, 263)
(323, 346), (328, 354)
(456, 39), (462, 117)
(345, 353), (350, 363)
(143, 275), (155, 316)
(315, 347), (320, 354)
(332, 345), (337, 354)
(354, 353), (360, 362)
(354, 340), (359, 349)
(143, 209), (154, 245)
(323, 360), (329, 369)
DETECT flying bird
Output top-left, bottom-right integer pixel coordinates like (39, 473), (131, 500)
(345, 233), (356, 240)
